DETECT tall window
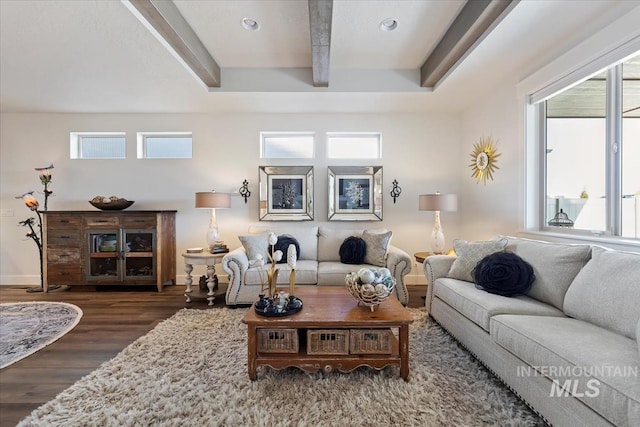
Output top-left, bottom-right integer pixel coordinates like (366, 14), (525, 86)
(541, 53), (639, 239)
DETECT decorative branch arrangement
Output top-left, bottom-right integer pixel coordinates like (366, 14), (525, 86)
(15, 164), (60, 293)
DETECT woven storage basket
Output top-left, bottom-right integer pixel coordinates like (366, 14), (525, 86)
(350, 329), (392, 354)
(257, 329), (299, 353)
(307, 329), (349, 355)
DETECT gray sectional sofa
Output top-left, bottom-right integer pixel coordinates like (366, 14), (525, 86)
(423, 236), (639, 427)
(222, 225), (412, 306)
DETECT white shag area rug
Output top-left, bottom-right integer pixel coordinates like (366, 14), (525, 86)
(18, 308), (542, 426)
(0, 302), (83, 369)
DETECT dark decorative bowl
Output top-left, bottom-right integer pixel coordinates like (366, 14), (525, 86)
(89, 200), (135, 211)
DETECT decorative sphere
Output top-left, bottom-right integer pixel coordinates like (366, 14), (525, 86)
(358, 269), (376, 284)
(378, 268), (391, 278)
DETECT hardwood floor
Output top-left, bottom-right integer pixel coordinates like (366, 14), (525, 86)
(0, 283), (427, 427)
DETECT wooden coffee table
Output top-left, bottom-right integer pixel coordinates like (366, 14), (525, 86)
(242, 286), (414, 381)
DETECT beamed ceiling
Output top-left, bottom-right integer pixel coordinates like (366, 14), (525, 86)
(1, 0), (639, 114)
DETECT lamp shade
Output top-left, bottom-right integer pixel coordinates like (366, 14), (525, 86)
(195, 192), (231, 209)
(419, 193), (458, 212)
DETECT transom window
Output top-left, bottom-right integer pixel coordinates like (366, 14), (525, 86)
(261, 132), (315, 158)
(137, 132), (192, 159)
(326, 132), (381, 159)
(70, 132), (126, 159)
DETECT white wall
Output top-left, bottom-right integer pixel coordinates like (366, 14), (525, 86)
(459, 81), (521, 241)
(0, 112), (461, 286)
(458, 5), (640, 253)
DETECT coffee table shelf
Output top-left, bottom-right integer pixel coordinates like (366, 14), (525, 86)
(255, 332), (400, 375)
(242, 287), (413, 381)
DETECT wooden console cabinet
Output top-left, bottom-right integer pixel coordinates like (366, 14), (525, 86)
(43, 210), (176, 292)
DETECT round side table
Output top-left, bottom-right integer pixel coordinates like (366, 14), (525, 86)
(414, 252), (435, 264)
(182, 252), (227, 306)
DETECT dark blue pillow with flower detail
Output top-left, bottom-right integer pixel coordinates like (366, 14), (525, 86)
(472, 251), (535, 297)
(339, 236), (367, 264)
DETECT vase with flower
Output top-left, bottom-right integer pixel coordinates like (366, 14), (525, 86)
(251, 232), (303, 317)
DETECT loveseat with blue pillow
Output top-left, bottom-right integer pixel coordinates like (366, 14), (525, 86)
(223, 225), (412, 306)
(423, 236), (639, 427)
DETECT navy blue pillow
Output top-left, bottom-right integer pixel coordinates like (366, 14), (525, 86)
(339, 236), (367, 265)
(272, 235), (300, 264)
(473, 252), (535, 297)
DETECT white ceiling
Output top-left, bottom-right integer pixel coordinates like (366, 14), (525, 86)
(1, 0), (638, 114)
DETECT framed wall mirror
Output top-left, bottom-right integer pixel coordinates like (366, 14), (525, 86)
(259, 166), (314, 221)
(328, 166), (383, 221)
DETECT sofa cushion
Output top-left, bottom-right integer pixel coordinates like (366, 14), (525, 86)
(318, 261), (375, 286)
(238, 233), (270, 261)
(362, 230), (392, 267)
(564, 247), (640, 339)
(339, 236), (366, 264)
(448, 239), (508, 283)
(491, 315), (640, 427)
(249, 225), (318, 260)
(433, 277), (565, 331)
(318, 228), (363, 262)
(243, 260), (317, 286)
(505, 237), (591, 310)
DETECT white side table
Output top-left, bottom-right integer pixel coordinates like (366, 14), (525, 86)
(181, 252), (226, 306)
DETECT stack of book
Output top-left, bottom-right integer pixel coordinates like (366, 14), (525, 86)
(211, 241), (229, 254)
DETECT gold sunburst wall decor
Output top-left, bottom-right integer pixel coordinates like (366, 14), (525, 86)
(469, 136), (501, 185)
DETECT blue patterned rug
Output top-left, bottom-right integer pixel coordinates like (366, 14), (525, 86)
(0, 302), (83, 369)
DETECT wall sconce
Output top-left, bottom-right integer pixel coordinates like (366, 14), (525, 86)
(390, 179), (401, 203)
(239, 179), (251, 203)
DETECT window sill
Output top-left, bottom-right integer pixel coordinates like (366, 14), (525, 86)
(517, 230), (640, 253)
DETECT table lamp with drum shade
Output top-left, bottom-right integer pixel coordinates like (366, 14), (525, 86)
(419, 192), (458, 254)
(195, 191), (231, 251)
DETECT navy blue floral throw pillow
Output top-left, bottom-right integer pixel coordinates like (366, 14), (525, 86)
(339, 236), (367, 265)
(473, 251), (535, 297)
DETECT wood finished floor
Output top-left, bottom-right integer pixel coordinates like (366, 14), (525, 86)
(0, 284), (427, 426)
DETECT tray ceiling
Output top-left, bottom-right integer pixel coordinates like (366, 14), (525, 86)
(1, 0), (638, 114)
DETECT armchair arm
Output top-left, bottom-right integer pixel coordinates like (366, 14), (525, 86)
(423, 255), (456, 314)
(386, 244), (412, 306)
(222, 247), (250, 306)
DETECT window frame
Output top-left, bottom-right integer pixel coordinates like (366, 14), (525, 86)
(260, 132), (315, 159)
(136, 132), (193, 159)
(70, 132), (127, 160)
(527, 53), (639, 242)
(326, 132), (382, 159)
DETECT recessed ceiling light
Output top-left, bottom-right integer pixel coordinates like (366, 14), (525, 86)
(241, 17), (260, 31)
(379, 18), (398, 32)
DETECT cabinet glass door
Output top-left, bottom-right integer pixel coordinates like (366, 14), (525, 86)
(86, 230), (120, 281)
(124, 230), (156, 280)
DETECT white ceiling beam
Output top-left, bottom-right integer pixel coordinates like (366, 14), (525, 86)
(212, 68), (429, 92)
(122, 0), (220, 88)
(420, 0), (518, 89)
(308, 0), (333, 87)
